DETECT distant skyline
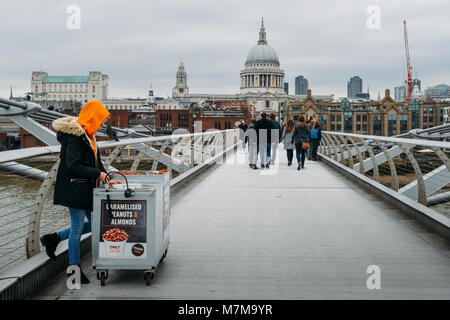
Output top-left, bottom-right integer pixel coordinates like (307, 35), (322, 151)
(1, 0), (449, 100)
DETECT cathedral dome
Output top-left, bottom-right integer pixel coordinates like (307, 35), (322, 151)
(244, 18), (280, 66)
(246, 44), (279, 65)
(240, 19), (285, 96)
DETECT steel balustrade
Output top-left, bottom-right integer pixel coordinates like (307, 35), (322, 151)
(319, 131), (450, 208)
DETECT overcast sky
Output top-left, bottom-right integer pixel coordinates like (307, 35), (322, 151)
(1, 0), (449, 100)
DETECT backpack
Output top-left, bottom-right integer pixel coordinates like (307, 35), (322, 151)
(311, 128), (319, 140)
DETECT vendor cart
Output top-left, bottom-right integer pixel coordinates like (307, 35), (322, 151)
(91, 170), (170, 286)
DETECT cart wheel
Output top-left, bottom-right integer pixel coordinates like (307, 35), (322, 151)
(97, 270), (109, 281)
(144, 272), (153, 286)
(100, 272), (106, 286)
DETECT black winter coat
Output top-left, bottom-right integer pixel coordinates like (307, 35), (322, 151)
(270, 119), (283, 140)
(244, 125), (257, 146)
(52, 117), (107, 211)
(253, 118), (275, 144)
(238, 123), (248, 140)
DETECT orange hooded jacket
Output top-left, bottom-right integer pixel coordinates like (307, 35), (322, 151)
(76, 100), (110, 156)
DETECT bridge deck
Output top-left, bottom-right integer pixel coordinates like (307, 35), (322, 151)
(33, 149), (450, 299)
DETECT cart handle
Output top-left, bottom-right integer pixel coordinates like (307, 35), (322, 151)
(105, 171), (135, 198)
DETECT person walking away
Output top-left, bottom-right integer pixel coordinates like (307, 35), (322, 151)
(238, 119), (248, 151)
(253, 112), (274, 169)
(244, 118), (258, 169)
(310, 117), (322, 161)
(291, 116), (310, 170)
(306, 115), (314, 159)
(269, 113), (282, 165)
(40, 100), (122, 284)
(280, 119), (295, 166)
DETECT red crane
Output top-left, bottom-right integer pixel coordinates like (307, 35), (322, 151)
(403, 20), (413, 101)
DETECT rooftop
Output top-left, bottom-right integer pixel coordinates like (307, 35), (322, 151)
(42, 76), (89, 83)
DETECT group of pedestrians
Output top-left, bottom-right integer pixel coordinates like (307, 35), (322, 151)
(239, 114), (322, 171)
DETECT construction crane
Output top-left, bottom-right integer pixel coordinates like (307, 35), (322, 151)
(403, 20), (413, 101)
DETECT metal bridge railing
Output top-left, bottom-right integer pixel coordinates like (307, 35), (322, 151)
(0, 129), (239, 274)
(318, 131), (450, 215)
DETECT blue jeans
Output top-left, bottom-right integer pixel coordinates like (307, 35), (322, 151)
(259, 143), (271, 167)
(57, 208), (92, 265)
(295, 142), (307, 168)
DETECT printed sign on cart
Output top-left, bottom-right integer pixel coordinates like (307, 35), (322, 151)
(99, 200), (147, 259)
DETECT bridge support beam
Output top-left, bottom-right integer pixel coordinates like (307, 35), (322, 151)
(397, 143), (427, 205)
(360, 138), (379, 182)
(26, 159), (60, 258)
(349, 137), (365, 174)
(374, 140), (399, 191)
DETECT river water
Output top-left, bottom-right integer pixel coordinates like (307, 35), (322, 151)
(0, 171), (70, 273)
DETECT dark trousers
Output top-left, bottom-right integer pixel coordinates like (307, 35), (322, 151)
(286, 149), (293, 164)
(295, 142), (307, 168)
(312, 145), (319, 160)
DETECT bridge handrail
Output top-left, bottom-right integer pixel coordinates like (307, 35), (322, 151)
(322, 130), (450, 149)
(0, 129), (238, 164)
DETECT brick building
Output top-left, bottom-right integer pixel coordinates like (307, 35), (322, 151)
(285, 89), (450, 136)
(19, 108), (131, 148)
(154, 101), (252, 134)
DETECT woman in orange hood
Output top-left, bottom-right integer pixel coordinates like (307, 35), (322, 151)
(40, 100), (121, 284)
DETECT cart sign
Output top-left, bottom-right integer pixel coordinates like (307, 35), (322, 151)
(99, 199), (147, 259)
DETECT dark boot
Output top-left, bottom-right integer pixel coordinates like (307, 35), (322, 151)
(40, 232), (61, 261)
(78, 264), (90, 284)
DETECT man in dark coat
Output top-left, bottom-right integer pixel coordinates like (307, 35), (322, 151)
(238, 119), (248, 151)
(253, 112), (274, 169)
(269, 113), (282, 165)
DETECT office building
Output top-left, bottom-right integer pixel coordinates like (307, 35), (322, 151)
(295, 76), (308, 95)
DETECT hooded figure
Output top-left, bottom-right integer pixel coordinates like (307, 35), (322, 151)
(52, 100), (110, 210)
(40, 100), (116, 284)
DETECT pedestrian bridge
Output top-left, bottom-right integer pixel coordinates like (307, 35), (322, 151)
(32, 148), (450, 299)
(0, 97), (449, 299)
